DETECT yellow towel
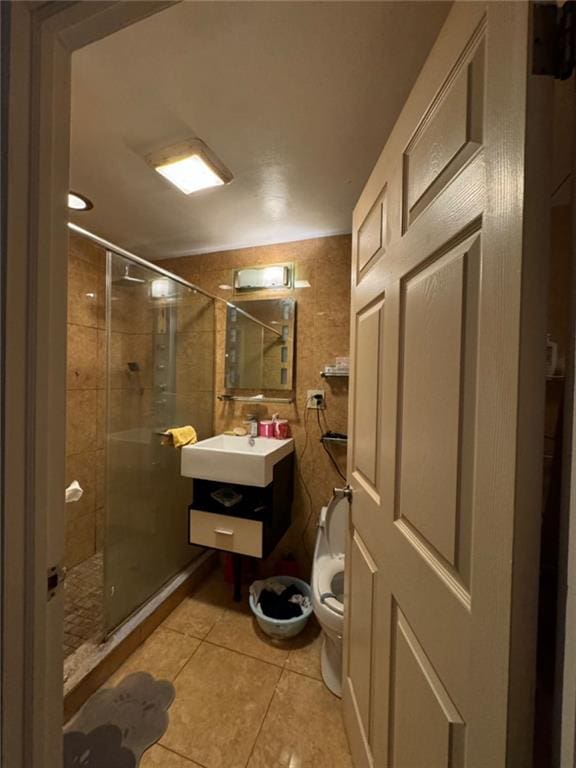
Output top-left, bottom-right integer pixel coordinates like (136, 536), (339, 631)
(164, 426), (198, 448)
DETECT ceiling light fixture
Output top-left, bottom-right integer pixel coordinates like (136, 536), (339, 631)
(68, 191), (93, 211)
(147, 138), (233, 195)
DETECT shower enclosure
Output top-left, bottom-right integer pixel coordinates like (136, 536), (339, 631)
(105, 252), (214, 632)
(64, 240), (214, 684)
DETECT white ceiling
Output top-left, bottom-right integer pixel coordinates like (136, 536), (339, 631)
(70, 1), (450, 260)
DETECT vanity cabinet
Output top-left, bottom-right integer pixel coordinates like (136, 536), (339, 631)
(188, 453), (294, 560)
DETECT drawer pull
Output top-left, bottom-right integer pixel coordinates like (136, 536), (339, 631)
(189, 509), (262, 557)
(214, 527), (234, 536)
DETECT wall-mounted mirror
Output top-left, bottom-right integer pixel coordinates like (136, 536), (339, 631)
(225, 298), (296, 391)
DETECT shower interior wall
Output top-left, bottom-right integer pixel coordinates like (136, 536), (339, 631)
(64, 233), (214, 658)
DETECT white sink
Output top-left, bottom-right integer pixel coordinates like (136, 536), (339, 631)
(181, 434), (294, 487)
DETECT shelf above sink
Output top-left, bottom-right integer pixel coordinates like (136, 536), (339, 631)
(181, 434), (294, 487)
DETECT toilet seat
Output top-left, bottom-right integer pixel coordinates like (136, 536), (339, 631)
(311, 493), (349, 697)
(316, 555), (344, 615)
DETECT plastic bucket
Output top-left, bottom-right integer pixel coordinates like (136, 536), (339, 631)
(249, 575), (312, 639)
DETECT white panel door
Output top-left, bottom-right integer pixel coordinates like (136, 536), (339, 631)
(344, 4), (549, 767)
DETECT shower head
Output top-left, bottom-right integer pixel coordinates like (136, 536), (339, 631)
(114, 265), (146, 285)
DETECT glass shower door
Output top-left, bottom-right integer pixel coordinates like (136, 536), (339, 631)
(104, 253), (215, 633)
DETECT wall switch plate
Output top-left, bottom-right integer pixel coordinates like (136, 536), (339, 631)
(307, 389), (325, 409)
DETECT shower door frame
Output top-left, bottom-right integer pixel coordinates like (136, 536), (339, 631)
(2, 3), (179, 767)
(102, 245), (215, 636)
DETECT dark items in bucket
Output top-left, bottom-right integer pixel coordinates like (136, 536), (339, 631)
(259, 584), (305, 620)
(249, 577), (312, 638)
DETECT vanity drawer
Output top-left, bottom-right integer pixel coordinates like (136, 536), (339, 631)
(189, 509), (263, 558)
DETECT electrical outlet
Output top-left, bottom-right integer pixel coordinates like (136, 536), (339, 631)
(307, 389), (325, 409)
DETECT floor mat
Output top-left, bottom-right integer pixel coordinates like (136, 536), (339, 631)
(63, 672), (175, 767)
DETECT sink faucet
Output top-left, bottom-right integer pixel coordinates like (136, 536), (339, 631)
(244, 414), (259, 445)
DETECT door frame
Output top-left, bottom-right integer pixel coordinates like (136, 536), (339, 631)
(559, 103), (576, 768)
(2, 3), (177, 766)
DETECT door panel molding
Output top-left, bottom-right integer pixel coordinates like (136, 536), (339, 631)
(402, 16), (486, 232)
(357, 186), (388, 279)
(353, 3), (487, 232)
(347, 532), (378, 745)
(344, 3), (549, 766)
(388, 603), (465, 768)
(352, 161), (484, 316)
(395, 235), (481, 592)
(393, 518), (472, 610)
(396, 246), (467, 565)
(353, 296), (385, 492)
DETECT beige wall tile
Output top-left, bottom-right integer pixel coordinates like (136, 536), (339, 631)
(174, 392), (214, 440)
(97, 329), (108, 389)
(66, 389), (98, 457)
(66, 451), (97, 520)
(97, 389), (107, 450)
(111, 281), (154, 335)
(65, 511), (96, 567)
(68, 252), (105, 329)
(108, 387), (153, 434)
(69, 232), (106, 268)
(176, 331), (215, 394)
(110, 332), (154, 390)
(95, 448), (106, 510)
(177, 295), (214, 335)
(67, 323), (99, 390)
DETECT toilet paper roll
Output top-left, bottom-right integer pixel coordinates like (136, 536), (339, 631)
(65, 480), (84, 504)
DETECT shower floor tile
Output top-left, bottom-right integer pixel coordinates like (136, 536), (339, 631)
(63, 551), (104, 661)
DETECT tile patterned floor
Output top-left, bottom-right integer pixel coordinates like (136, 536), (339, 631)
(63, 551), (104, 659)
(103, 569), (352, 768)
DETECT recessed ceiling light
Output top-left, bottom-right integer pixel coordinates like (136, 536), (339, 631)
(147, 138), (233, 195)
(68, 191), (93, 211)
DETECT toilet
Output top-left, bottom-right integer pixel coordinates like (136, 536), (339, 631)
(311, 491), (349, 697)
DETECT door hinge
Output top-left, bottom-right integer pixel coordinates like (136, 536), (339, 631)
(533, 1), (575, 79)
(47, 564), (66, 601)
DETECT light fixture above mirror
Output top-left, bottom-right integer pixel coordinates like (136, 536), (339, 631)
(234, 264), (292, 292)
